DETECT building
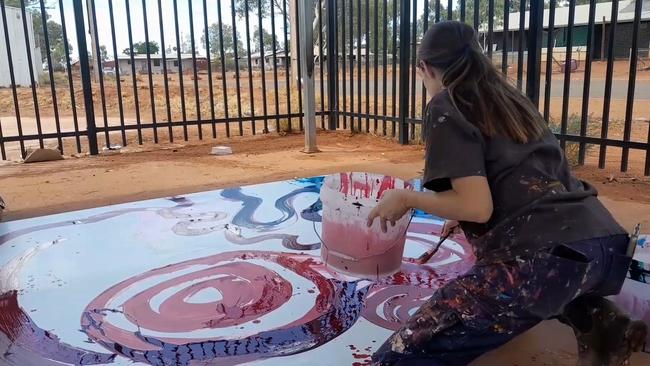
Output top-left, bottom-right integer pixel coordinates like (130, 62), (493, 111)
(239, 49), (290, 70)
(491, 0), (650, 60)
(111, 54), (208, 75)
(0, 6), (43, 87)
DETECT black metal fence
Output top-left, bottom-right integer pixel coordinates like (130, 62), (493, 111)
(1, 0), (649, 175)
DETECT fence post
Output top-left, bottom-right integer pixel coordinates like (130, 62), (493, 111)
(526, 0), (544, 107)
(398, 0), (411, 144)
(72, 0), (98, 155)
(299, 0), (318, 153)
(326, 0), (338, 130)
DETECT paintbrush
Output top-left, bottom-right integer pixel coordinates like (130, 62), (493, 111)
(415, 230), (452, 265)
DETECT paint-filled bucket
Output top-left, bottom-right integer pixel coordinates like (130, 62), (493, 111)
(320, 172), (412, 279)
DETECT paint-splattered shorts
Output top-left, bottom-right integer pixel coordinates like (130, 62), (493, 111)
(372, 234), (631, 366)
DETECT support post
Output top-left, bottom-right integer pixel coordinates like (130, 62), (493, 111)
(398, 0), (411, 144)
(526, 0), (544, 106)
(299, 0), (318, 153)
(72, 0), (98, 155)
(326, 0), (338, 130)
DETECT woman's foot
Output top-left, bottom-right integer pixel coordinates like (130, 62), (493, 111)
(561, 296), (647, 366)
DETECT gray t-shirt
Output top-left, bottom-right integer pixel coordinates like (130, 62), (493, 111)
(422, 90), (626, 264)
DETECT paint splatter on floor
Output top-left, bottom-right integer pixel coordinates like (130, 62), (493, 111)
(0, 177), (476, 365)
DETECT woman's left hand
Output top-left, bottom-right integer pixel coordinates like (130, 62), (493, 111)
(367, 189), (411, 233)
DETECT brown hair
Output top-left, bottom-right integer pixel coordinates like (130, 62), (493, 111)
(417, 21), (546, 144)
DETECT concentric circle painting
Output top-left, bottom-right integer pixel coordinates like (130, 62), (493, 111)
(0, 176), (479, 365)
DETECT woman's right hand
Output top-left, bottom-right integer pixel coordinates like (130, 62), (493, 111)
(441, 220), (460, 237)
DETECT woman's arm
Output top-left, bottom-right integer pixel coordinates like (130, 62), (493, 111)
(367, 176), (493, 232)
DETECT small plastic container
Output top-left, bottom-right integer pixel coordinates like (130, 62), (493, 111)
(320, 172), (412, 279)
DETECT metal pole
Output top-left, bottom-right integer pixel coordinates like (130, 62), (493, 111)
(299, 0), (318, 152)
(526, 0), (544, 107)
(326, 0), (338, 130)
(398, 0), (411, 144)
(72, 0), (98, 155)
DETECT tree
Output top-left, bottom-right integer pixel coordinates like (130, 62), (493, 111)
(6, 0), (72, 68)
(99, 45), (108, 61)
(123, 41), (160, 55)
(253, 26), (279, 53)
(201, 22), (243, 56)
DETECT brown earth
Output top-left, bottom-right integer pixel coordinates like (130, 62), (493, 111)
(1, 131), (649, 365)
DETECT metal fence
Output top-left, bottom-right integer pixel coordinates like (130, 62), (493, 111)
(0, 0), (328, 159)
(1, 0), (649, 176)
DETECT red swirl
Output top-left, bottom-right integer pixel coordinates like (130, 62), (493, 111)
(362, 222), (475, 330)
(81, 251), (370, 365)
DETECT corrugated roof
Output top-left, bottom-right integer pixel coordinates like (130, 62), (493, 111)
(494, 0), (650, 31)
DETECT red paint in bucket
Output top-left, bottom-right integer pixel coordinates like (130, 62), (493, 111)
(320, 173), (412, 279)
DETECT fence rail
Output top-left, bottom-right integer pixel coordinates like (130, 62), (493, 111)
(1, 0), (649, 175)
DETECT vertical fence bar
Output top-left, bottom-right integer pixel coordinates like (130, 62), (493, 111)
(0, 0), (26, 157)
(526, 0), (544, 107)
(217, 0), (230, 137)
(578, 0), (596, 164)
(447, 0), (451, 20)
(126, 0), (143, 144)
(381, 0), (387, 135)
(173, 0), (188, 140)
(357, 0), (362, 132)
(349, 0), (354, 131)
(72, 0), (98, 154)
(0, 120), (5, 160)
(487, 0), (494, 60)
(295, 0), (304, 131)
(620, 0), (643, 172)
(188, 0), (202, 138)
(141, 0), (158, 143)
(89, 0), (109, 148)
(108, 0), (126, 146)
(244, 1), (255, 135)
(62, 0), (81, 152)
(435, 0), (440, 23)
(341, 0), (347, 130)
(409, 0), (417, 132)
(365, 0), (370, 132)
(390, 0), (397, 136)
(559, 0), (576, 150)
(598, 0), (618, 169)
(39, 0), (63, 152)
(231, 0), (244, 135)
(421, 0), (429, 122)
(202, 0), (215, 138)
(501, 0), (510, 75)
(20, 0), (43, 149)
(282, 0), (291, 132)
(327, 0), (338, 130)
(373, 0), (378, 132)
(271, 0), (281, 132)
(543, 0), (556, 122)
(517, 0), (526, 91)
(257, 0), (268, 133)
(398, 0), (410, 144)
(460, 0), (465, 23)
(157, 0), (173, 142)
(473, 0), (478, 31)
(320, 0), (326, 129)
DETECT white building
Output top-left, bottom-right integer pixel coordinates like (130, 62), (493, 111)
(0, 6), (43, 87)
(113, 54), (208, 75)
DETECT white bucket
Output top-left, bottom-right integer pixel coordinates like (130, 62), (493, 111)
(320, 172), (412, 279)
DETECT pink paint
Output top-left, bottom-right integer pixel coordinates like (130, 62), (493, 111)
(82, 251), (340, 350)
(321, 173), (411, 279)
